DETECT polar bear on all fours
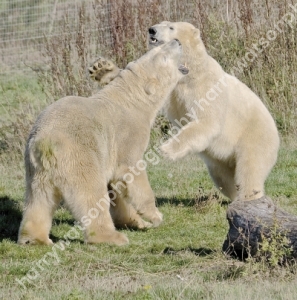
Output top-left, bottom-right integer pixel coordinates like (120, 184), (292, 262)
(89, 21), (280, 202)
(18, 39), (189, 246)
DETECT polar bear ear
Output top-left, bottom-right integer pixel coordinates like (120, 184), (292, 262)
(144, 78), (157, 95)
(192, 28), (201, 39)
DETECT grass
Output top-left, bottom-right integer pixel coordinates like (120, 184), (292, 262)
(1, 149), (297, 299)
(0, 74), (297, 298)
(3, 0), (295, 133)
(1, 0), (297, 298)
(0, 74), (46, 119)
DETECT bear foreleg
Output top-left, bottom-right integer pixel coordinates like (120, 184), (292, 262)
(124, 170), (163, 227)
(161, 121), (218, 160)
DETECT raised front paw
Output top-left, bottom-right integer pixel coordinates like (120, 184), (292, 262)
(88, 57), (121, 87)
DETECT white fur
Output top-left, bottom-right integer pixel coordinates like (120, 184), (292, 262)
(155, 22), (279, 201)
(18, 40), (186, 245)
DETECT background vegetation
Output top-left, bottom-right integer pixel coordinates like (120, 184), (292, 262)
(1, 0), (297, 299)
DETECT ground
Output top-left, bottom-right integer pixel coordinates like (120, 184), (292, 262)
(1, 149), (297, 298)
(1, 0), (297, 296)
(0, 76), (297, 298)
(1, 146), (297, 299)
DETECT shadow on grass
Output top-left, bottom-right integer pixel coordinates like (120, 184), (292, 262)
(0, 197), (79, 243)
(0, 195), (228, 244)
(0, 196), (22, 242)
(163, 246), (214, 256)
(156, 196), (230, 207)
(50, 235), (84, 244)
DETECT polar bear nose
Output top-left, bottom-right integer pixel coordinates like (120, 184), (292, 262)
(148, 27), (157, 35)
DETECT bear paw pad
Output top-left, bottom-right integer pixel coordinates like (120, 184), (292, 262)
(88, 57), (116, 82)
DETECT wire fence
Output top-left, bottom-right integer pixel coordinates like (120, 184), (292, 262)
(0, 0), (200, 75)
(0, 0), (275, 75)
(0, 0), (113, 74)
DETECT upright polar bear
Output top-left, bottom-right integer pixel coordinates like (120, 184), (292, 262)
(18, 39), (189, 246)
(89, 21), (280, 202)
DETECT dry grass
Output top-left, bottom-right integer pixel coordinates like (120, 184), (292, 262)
(31, 0), (297, 135)
(1, 151), (297, 299)
(1, 1), (297, 298)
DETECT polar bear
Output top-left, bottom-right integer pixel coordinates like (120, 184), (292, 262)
(88, 21), (279, 202)
(18, 39), (189, 246)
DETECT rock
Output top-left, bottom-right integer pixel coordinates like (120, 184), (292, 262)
(222, 196), (297, 260)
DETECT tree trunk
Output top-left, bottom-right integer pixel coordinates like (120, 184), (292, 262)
(222, 196), (297, 260)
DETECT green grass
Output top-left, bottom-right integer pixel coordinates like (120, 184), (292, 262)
(1, 0), (297, 297)
(1, 152), (297, 299)
(1, 88), (297, 299)
(0, 74), (47, 119)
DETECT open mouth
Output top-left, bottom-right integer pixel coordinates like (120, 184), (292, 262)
(149, 37), (163, 46)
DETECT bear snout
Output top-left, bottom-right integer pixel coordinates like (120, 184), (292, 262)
(148, 27), (157, 35)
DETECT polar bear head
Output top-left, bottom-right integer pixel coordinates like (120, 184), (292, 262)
(124, 38), (189, 95)
(147, 21), (205, 65)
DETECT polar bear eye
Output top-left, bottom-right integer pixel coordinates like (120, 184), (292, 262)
(169, 26), (174, 30)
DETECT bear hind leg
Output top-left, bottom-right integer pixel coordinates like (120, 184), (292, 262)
(235, 149), (277, 201)
(61, 182), (129, 246)
(18, 180), (60, 245)
(204, 157), (237, 201)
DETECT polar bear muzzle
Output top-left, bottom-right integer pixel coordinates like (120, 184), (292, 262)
(148, 26), (163, 46)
